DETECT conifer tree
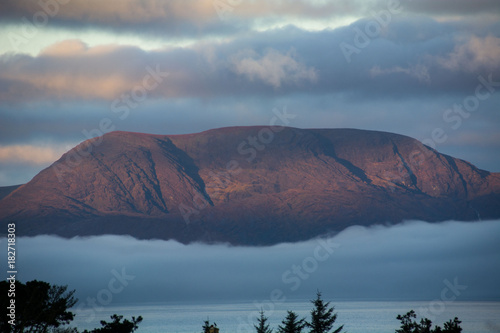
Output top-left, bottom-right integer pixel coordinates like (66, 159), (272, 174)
(278, 310), (307, 333)
(255, 309), (273, 333)
(306, 291), (344, 333)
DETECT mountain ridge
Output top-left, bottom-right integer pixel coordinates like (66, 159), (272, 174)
(1, 126), (499, 245)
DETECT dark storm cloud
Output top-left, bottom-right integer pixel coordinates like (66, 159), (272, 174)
(9, 220), (500, 306)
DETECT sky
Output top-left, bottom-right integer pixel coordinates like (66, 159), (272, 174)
(0, 0), (500, 186)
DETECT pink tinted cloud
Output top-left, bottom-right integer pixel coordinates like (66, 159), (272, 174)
(0, 144), (69, 164)
(0, 41), (161, 101)
(436, 35), (500, 73)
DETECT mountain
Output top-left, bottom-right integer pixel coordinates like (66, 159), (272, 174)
(1, 127), (499, 245)
(0, 185), (21, 201)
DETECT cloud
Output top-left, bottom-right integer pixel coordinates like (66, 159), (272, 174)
(0, 0), (376, 38)
(434, 35), (500, 73)
(0, 143), (70, 164)
(405, 0), (500, 17)
(0, 0), (217, 29)
(40, 39), (88, 56)
(444, 130), (500, 147)
(9, 220), (500, 306)
(0, 42), (162, 100)
(370, 64), (431, 83)
(0, 141), (79, 185)
(229, 48), (318, 88)
(0, 36), (321, 101)
(1, 0), (497, 39)
(2, 17), (499, 104)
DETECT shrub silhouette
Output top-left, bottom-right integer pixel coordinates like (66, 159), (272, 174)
(395, 310), (462, 333)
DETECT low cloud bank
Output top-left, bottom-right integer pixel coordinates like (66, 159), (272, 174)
(6, 220), (500, 305)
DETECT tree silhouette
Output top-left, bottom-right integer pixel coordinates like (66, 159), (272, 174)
(255, 309), (273, 333)
(396, 310), (421, 333)
(83, 314), (143, 333)
(442, 318), (462, 333)
(1, 279), (144, 333)
(306, 291), (344, 333)
(0, 279), (77, 333)
(395, 310), (462, 333)
(201, 318), (218, 333)
(278, 310), (307, 333)
(202, 319), (211, 333)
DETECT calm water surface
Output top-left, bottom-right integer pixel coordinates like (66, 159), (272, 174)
(72, 301), (500, 333)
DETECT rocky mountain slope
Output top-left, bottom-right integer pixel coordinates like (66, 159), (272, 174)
(0, 185), (21, 201)
(1, 127), (499, 245)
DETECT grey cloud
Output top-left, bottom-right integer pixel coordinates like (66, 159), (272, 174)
(1, 17), (500, 103)
(370, 64), (431, 84)
(0, 0), (379, 39)
(9, 220), (500, 305)
(1, 0), (498, 40)
(229, 48), (318, 88)
(0, 0), (239, 39)
(404, 0), (500, 17)
(332, 18), (500, 97)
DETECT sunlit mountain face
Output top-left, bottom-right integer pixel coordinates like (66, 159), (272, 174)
(1, 127), (499, 244)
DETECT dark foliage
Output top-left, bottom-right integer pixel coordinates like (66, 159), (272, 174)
(1, 280), (77, 333)
(83, 314), (143, 333)
(278, 311), (307, 333)
(306, 291), (344, 333)
(255, 310), (273, 333)
(395, 310), (462, 333)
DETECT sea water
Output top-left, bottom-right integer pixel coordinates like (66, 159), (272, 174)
(71, 300), (500, 333)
